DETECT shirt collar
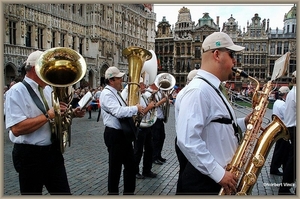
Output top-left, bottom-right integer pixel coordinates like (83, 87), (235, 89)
(195, 69), (221, 88)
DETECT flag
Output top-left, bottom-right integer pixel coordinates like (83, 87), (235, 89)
(157, 54), (162, 70)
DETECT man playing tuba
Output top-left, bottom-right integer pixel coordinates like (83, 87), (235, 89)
(5, 50), (86, 195)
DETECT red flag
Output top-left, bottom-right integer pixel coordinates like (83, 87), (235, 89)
(157, 55), (162, 70)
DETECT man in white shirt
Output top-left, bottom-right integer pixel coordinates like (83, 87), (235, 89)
(270, 86), (290, 176)
(100, 66), (144, 195)
(5, 50), (86, 195)
(175, 32), (250, 195)
(278, 71), (297, 195)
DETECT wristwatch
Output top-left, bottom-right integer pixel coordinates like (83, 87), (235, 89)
(45, 113), (51, 121)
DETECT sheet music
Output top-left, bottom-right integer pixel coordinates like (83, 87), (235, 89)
(78, 91), (93, 110)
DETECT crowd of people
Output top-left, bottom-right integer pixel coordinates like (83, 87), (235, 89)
(3, 31), (296, 196)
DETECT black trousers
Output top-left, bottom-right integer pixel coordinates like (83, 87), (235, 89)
(279, 126), (296, 194)
(134, 127), (153, 174)
(270, 138), (289, 172)
(12, 143), (71, 195)
(174, 137), (188, 194)
(178, 161), (221, 195)
(104, 127), (136, 195)
(152, 119), (165, 161)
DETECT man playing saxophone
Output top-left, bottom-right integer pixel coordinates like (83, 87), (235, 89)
(5, 51), (86, 195)
(175, 32), (250, 195)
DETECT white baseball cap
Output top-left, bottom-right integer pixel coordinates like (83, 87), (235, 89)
(202, 32), (245, 52)
(187, 69), (198, 81)
(105, 66), (125, 79)
(292, 70), (296, 78)
(26, 50), (44, 66)
(278, 86), (290, 94)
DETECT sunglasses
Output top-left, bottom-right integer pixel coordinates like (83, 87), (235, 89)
(212, 48), (235, 59)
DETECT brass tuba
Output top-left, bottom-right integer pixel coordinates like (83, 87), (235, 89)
(154, 73), (176, 123)
(219, 52), (290, 195)
(122, 46), (152, 127)
(35, 47), (87, 154)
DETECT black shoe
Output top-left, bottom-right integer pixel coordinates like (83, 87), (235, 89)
(158, 157), (166, 162)
(88, 117), (91, 119)
(143, 171), (157, 178)
(136, 173), (145, 179)
(153, 160), (163, 165)
(270, 170), (283, 176)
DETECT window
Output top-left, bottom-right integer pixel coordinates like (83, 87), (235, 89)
(244, 43), (249, 51)
(249, 55), (254, 64)
(181, 46), (185, 55)
(276, 42), (282, 55)
(256, 43), (260, 51)
(270, 42), (275, 55)
(9, 21), (16, 45)
(72, 4), (76, 13)
(37, 28), (43, 49)
(51, 31), (56, 48)
(25, 25), (32, 47)
(176, 46), (180, 56)
(292, 24), (295, 33)
(164, 45), (168, 53)
(60, 33), (65, 47)
(244, 55), (249, 64)
(261, 55), (266, 65)
(289, 59), (296, 74)
(187, 46), (191, 55)
(195, 46), (201, 59)
(262, 43), (266, 51)
(283, 41), (289, 54)
(72, 36), (76, 50)
(250, 43), (254, 51)
(255, 55), (260, 65)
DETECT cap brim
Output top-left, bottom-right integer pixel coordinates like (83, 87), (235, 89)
(226, 45), (245, 52)
(115, 72), (125, 77)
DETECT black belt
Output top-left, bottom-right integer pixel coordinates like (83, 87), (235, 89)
(14, 143), (53, 152)
(157, 118), (164, 121)
(105, 126), (123, 132)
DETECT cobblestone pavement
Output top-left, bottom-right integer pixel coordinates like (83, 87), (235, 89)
(3, 105), (291, 195)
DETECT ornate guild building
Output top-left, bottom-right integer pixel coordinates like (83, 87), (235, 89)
(155, 5), (296, 89)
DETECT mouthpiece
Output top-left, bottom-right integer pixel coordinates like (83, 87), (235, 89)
(232, 67), (249, 78)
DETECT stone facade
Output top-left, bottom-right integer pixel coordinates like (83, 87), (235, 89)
(3, 3), (156, 88)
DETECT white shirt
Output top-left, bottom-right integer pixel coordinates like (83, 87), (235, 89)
(272, 98), (285, 121)
(121, 86), (155, 127)
(94, 90), (101, 100)
(100, 85), (138, 130)
(5, 76), (53, 145)
(284, 86), (296, 127)
(175, 69), (246, 183)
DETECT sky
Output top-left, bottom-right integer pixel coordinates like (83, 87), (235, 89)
(153, 4), (295, 31)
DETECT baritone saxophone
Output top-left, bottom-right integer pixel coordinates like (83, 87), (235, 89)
(219, 52), (290, 195)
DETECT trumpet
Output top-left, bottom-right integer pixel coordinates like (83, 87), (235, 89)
(154, 73), (176, 123)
